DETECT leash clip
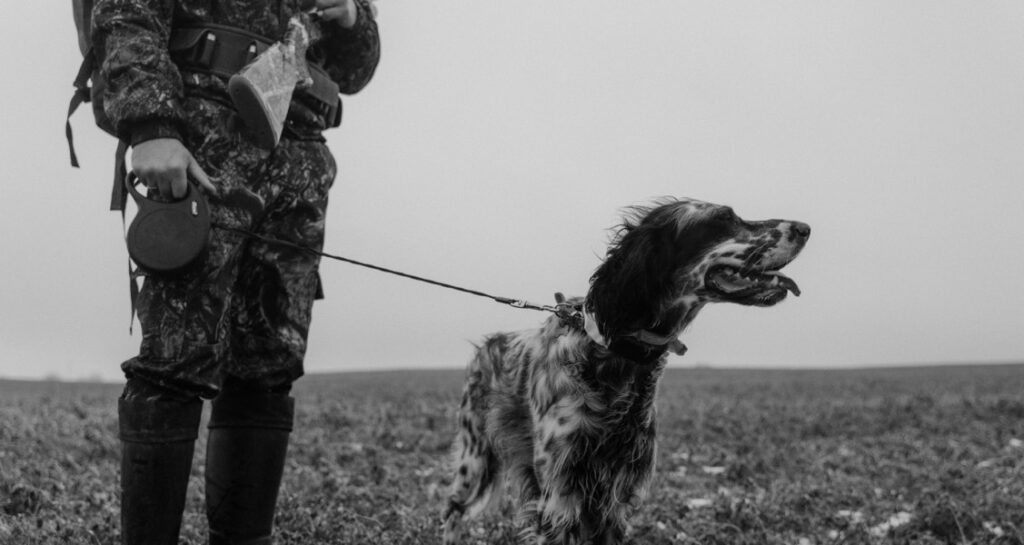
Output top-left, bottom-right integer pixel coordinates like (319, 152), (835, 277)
(550, 292), (584, 330)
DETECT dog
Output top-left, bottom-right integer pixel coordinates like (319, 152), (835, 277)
(441, 198), (810, 544)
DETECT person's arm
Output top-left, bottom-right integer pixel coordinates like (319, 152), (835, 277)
(92, 0), (183, 146)
(307, 0), (381, 95)
(92, 0), (213, 198)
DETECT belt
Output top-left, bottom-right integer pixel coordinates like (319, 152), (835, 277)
(169, 24), (342, 128)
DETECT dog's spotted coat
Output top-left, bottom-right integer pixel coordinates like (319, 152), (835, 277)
(442, 198), (810, 544)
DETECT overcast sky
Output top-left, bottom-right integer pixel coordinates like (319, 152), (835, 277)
(1, 1), (1022, 382)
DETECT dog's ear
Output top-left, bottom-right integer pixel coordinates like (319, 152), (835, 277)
(587, 222), (680, 338)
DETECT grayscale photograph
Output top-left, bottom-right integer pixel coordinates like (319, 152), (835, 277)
(0, 1), (1021, 544)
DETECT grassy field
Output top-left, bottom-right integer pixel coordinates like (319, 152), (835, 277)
(1, 364), (1022, 545)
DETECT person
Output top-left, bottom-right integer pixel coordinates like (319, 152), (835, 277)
(90, 0), (380, 543)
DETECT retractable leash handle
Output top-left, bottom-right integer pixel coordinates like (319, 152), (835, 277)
(124, 172), (212, 276)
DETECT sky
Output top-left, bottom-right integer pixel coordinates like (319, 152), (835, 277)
(1, 1), (1022, 382)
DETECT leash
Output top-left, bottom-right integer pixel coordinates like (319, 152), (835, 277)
(212, 223), (562, 314)
(210, 225), (682, 364)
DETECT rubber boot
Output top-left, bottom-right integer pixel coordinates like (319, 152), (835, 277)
(119, 396), (203, 545)
(205, 390), (294, 545)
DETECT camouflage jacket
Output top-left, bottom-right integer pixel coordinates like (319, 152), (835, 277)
(92, 0), (380, 145)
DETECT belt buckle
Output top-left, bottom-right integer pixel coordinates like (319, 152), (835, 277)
(194, 32), (218, 66)
(244, 42), (259, 65)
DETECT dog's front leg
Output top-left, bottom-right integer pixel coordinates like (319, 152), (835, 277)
(527, 401), (589, 544)
(527, 491), (584, 545)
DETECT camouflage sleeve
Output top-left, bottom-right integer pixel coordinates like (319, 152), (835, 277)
(312, 0), (381, 95)
(92, 0), (185, 145)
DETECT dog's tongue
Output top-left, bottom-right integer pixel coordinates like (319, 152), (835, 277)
(770, 272), (801, 297)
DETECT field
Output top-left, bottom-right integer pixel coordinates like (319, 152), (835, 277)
(1, 364), (1023, 545)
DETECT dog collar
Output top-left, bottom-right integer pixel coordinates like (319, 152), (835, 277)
(582, 310), (688, 362)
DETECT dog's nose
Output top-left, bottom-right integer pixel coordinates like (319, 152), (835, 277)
(792, 222), (811, 239)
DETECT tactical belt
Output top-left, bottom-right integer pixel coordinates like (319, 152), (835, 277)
(169, 24), (342, 128)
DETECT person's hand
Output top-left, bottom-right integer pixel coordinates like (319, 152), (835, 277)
(131, 138), (216, 200)
(303, 0), (377, 29)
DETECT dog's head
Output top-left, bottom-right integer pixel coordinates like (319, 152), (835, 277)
(586, 198), (810, 341)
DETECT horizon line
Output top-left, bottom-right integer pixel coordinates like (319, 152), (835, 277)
(2, 359), (1022, 384)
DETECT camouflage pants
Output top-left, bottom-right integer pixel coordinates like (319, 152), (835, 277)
(122, 96), (336, 399)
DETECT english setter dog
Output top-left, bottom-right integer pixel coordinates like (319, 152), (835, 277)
(441, 198), (810, 545)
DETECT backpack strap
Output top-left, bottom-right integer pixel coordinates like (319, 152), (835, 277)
(128, 257), (141, 333)
(116, 152), (137, 332)
(66, 47), (138, 329)
(111, 139), (129, 211)
(66, 50), (96, 168)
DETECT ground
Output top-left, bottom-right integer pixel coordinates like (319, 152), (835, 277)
(1, 364), (1022, 545)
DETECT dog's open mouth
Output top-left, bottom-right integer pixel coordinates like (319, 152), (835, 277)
(705, 265), (800, 306)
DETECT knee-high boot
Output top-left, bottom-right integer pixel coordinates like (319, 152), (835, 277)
(119, 396), (203, 545)
(205, 390), (294, 545)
